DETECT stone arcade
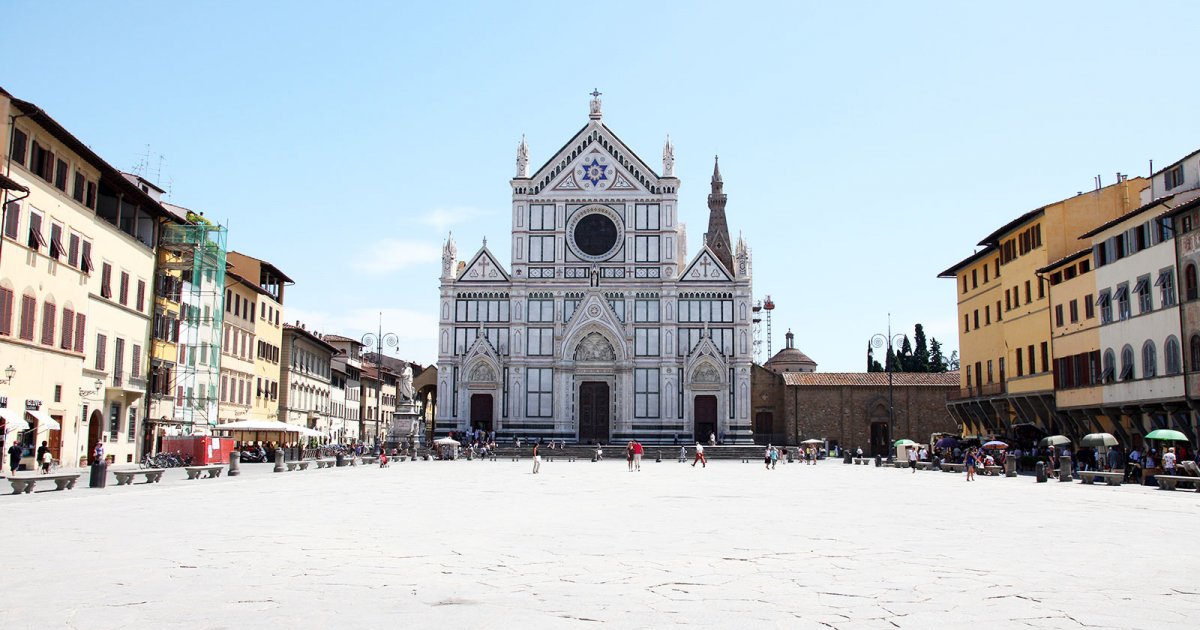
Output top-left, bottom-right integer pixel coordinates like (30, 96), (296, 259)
(435, 93), (753, 444)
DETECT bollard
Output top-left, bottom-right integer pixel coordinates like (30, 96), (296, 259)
(1005, 457), (1016, 478)
(874, 455), (882, 467)
(656, 450), (662, 463)
(843, 452), (852, 465)
(274, 449), (286, 473)
(591, 454), (598, 462)
(1036, 461), (1047, 483)
(228, 451), (241, 477)
(1058, 456), (1073, 482)
(89, 460), (108, 488)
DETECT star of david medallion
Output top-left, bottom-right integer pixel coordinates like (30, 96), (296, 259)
(578, 158), (609, 187)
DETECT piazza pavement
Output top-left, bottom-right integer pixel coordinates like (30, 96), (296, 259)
(1, 455), (1196, 629)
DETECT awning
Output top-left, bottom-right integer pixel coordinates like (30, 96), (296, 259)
(1133, 277), (1150, 295)
(0, 408), (29, 432)
(26, 409), (60, 431)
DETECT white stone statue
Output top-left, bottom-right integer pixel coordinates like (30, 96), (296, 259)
(516, 135), (529, 178)
(663, 135), (675, 177)
(399, 364), (415, 401)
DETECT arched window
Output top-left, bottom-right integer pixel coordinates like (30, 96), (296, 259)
(1120, 345), (1135, 381)
(1102, 349), (1116, 383)
(1187, 264), (1198, 301)
(1192, 335), (1200, 372)
(1142, 340), (1157, 378)
(1165, 336), (1182, 375)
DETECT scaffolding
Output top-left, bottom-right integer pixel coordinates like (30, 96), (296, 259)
(158, 219), (227, 434)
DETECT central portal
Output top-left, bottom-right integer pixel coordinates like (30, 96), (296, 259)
(578, 381), (610, 444)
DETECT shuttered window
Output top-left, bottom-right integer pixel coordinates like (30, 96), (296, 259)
(19, 294), (36, 341)
(61, 308), (74, 349)
(74, 313), (86, 352)
(0, 287), (13, 336)
(40, 301), (55, 346)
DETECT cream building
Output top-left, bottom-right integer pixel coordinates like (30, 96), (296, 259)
(280, 323), (336, 439)
(1, 88), (178, 467)
(325, 335), (363, 444)
(226, 251), (287, 423)
(217, 269), (259, 424)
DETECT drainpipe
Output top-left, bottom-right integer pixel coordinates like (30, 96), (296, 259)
(1, 107), (40, 267)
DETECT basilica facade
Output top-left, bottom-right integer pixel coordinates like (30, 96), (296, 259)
(435, 94), (753, 444)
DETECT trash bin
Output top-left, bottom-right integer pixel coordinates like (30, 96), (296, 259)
(843, 452), (852, 464)
(1036, 461), (1047, 483)
(874, 455), (882, 467)
(89, 461), (108, 488)
(336, 452), (346, 467)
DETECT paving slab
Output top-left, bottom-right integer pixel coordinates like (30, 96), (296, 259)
(0, 459), (1195, 628)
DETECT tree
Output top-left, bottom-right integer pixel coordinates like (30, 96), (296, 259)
(867, 341), (883, 372)
(913, 324), (930, 372)
(948, 350), (960, 371)
(928, 337), (947, 372)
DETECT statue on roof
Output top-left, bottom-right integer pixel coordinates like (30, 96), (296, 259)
(589, 88), (603, 120)
(663, 135), (675, 177)
(516, 135), (529, 178)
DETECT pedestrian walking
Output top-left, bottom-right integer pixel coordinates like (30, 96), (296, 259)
(764, 444), (773, 470)
(93, 440), (104, 465)
(678, 445), (686, 462)
(626, 441), (635, 471)
(1163, 447), (1177, 475)
(531, 443), (541, 474)
(633, 440), (643, 471)
(37, 441), (52, 473)
(7, 439), (22, 474)
(692, 442), (707, 468)
(770, 445), (779, 469)
(965, 447), (977, 481)
(908, 446), (918, 473)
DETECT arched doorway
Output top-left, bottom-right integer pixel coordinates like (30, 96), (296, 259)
(578, 382), (610, 444)
(87, 409), (104, 464)
(694, 395), (718, 444)
(469, 394), (493, 433)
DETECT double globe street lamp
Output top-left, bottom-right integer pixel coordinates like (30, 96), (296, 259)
(362, 320), (399, 448)
(869, 319), (906, 462)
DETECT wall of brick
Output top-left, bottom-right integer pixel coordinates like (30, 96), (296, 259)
(781, 383), (958, 452)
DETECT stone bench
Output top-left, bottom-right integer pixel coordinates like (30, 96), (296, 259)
(853, 458), (868, 465)
(981, 465), (1003, 476)
(940, 463), (965, 473)
(1155, 475), (1200, 491)
(1079, 471), (1124, 486)
(915, 461), (934, 470)
(284, 461), (312, 471)
(184, 465), (223, 480)
(114, 469), (165, 485)
(360, 456), (378, 465)
(315, 459), (336, 469)
(9, 472), (81, 494)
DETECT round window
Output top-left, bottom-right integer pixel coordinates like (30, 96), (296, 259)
(573, 213), (619, 257)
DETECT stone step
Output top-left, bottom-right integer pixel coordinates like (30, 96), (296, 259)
(463, 445), (796, 461)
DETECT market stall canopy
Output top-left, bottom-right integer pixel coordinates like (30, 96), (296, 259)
(434, 437), (460, 446)
(295, 426), (323, 438)
(893, 439), (918, 446)
(983, 440), (1009, 450)
(800, 438), (824, 445)
(0, 409), (29, 433)
(27, 409), (60, 431)
(1080, 433), (1118, 447)
(216, 419), (305, 433)
(1145, 429), (1188, 442)
(1039, 435), (1072, 447)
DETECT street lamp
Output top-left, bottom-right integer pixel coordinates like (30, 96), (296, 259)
(362, 313), (398, 449)
(78, 378), (103, 398)
(870, 317), (906, 462)
(0, 365), (15, 385)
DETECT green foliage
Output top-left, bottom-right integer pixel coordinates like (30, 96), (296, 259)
(871, 323), (954, 373)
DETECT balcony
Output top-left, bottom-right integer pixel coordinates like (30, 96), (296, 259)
(947, 382), (1006, 401)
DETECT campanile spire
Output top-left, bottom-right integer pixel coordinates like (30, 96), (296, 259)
(706, 155), (733, 272)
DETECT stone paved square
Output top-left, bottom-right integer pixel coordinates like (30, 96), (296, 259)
(2, 459), (1196, 629)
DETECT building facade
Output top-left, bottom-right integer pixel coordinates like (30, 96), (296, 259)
(279, 323), (336, 437)
(226, 251), (288, 425)
(435, 95), (754, 444)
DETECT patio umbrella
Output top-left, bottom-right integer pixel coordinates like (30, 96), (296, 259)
(935, 437), (958, 449)
(1080, 433), (1118, 447)
(982, 440), (1008, 450)
(893, 439), (917, 446)
(800, 438), (824, 445)
(1039, 435), (1071, 448)
(1145, 429), (1188, 442)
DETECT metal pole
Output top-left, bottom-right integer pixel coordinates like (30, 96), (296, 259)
(888, 315), (894, 461)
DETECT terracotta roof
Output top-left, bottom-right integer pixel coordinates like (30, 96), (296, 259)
(782, 371), (960, 387)
(1077, 195), (1177, 239)
(283, 323), (339, 354)
(322, 334), (363, 345)
(1037, 247), (1091, 274)
(766, 347), (817, 366)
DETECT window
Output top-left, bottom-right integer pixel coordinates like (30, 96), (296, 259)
(1165, 164), (1185, 190)
(74, 313), (86, 352)
(40, 301), (55, 346)
(963, 314), (969, 333)
(132, 344), (141, 378)
(1038, 278), (1045, 300)
(100, 263), (113, 299)
(73, 171), (85, 203)
(454, 298), (510, 323)
(678, 298), (733, 323)
(634, 328), (660, 356)
(49, 223), (64, 260)
(114, 338), (125, 383)
(972, 269), (977, 289)
(60, 308), (74, 350)
(527, 298), (554, 323)
(27, 209), (46, 251)
(1165, 336), (1181, 375)
(1135, 275), (1152, 314)
(527, 328), (553, 356)
(634, 368), (660, 418)
(18, 293), (35, 341)
(1191, 335), (1200, 372)
(1142, 341), (1157, 378)
(985, 305), (990, 325)
(54, 158), (68, 191)
(996, 300), (1002, 321)
(1041, 342), (1049, 375)
(136, 280), (146, 312)
(1102, 349), (1115, 382)
(1115, 284), (1131, 320)
(66, 231), (80, 267)
(525, 368), (552, 417)
(1068, 299), (1078, 323)
(9, 128), (27, 166)
(1120, 345), (1134, 380)
(1188, 264), (1198, 301)
(529, 204), (554, 231)
(962, 276), (967, 294)
(1085, 294), (1095, 320)
(634, 235), (660, 262)
(95, 334), (107, 371)
(119, 271), (130, 306)
(127, 407), (137, 442)
(80, 240), (93, 274)
(634, 204), (660, 230)
(634, 299), (660, 322)
(987, 360), (993, 383)
(1024, 280), (1031, 304)
(30, 142), (52, 181)
(1156, 269), (1177, 307)
(1028, 345), (1036, 373)
(0, 287), (12, 335)
(1016, 348), (1024, 377)
(1055, 304), (1063, 327)
(3, 200), (19, 240)
(973, 310), (979, 329)
(529, 236), (554, 262)
(607, 296), (625, 322)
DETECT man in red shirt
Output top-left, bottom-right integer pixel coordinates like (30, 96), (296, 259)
(632, 440), (644, 471)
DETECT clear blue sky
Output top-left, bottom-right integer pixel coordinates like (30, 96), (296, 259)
(5, 1), (1199, 370)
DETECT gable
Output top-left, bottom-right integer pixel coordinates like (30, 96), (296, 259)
(680, 248), (733, 283)
(527, 122), (663, 196)
(457, 247), (510, 282)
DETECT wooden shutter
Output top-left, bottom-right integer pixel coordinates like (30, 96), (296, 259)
(41, 301), (55, 345)
(100, 263), (112, 298)
(95, 334), (107, 371)
(136, 280), (145, 312)
(74, 313), (86, 353)
(61, 308), (74, 349)
(0, 287), (12, 335)
(119, 272), (129, 305)
(19, 294), (36, 340)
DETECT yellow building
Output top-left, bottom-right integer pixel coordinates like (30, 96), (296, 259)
(217, 270), (259, 424)
(940, 177), (1146, 440)
(1, 88), (179, 467)
(1040, 248), (1110, 437)
(225, 251), (288, 423)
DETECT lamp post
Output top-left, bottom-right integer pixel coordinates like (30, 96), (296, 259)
(362, 313), (398, 449)
(870, 317), (906, 462)
(0, 364), (15, 385)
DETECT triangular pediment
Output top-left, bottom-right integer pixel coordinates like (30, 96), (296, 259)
(457, 246), (510, 282)
(681, 247), (733, 283)
(525, 122), (662, 196)
(561, 291), (628, 361)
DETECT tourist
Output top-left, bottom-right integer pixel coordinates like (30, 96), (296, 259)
(627, 441), (635, 472)
(531, 443), (541, 474)
(770, 445), (779, 469)
(806, 447), (815, 465)
(1125, 447), (1141, 483)
(1107, 445), (1121, 472)
(908, 446), (918, 473)
(1163, 447), (1177, 475)
(37, 441), (50, 474)
(855, 446), (863, 459)
(709, 432), (716, 447)
(764, 444), (773, 470)
(678, 445), (686, 462)
(632, 440), (643, 471)
(964, 447), (977, 481)
(8, 439), (23, 474)
(692, 442), (707, 468)
(93, 440), (104, 465)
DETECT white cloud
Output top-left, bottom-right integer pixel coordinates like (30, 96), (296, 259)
(286, 306), (439, 365)
(349, 239), (442, 274)
(419, 207), (491, 232)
